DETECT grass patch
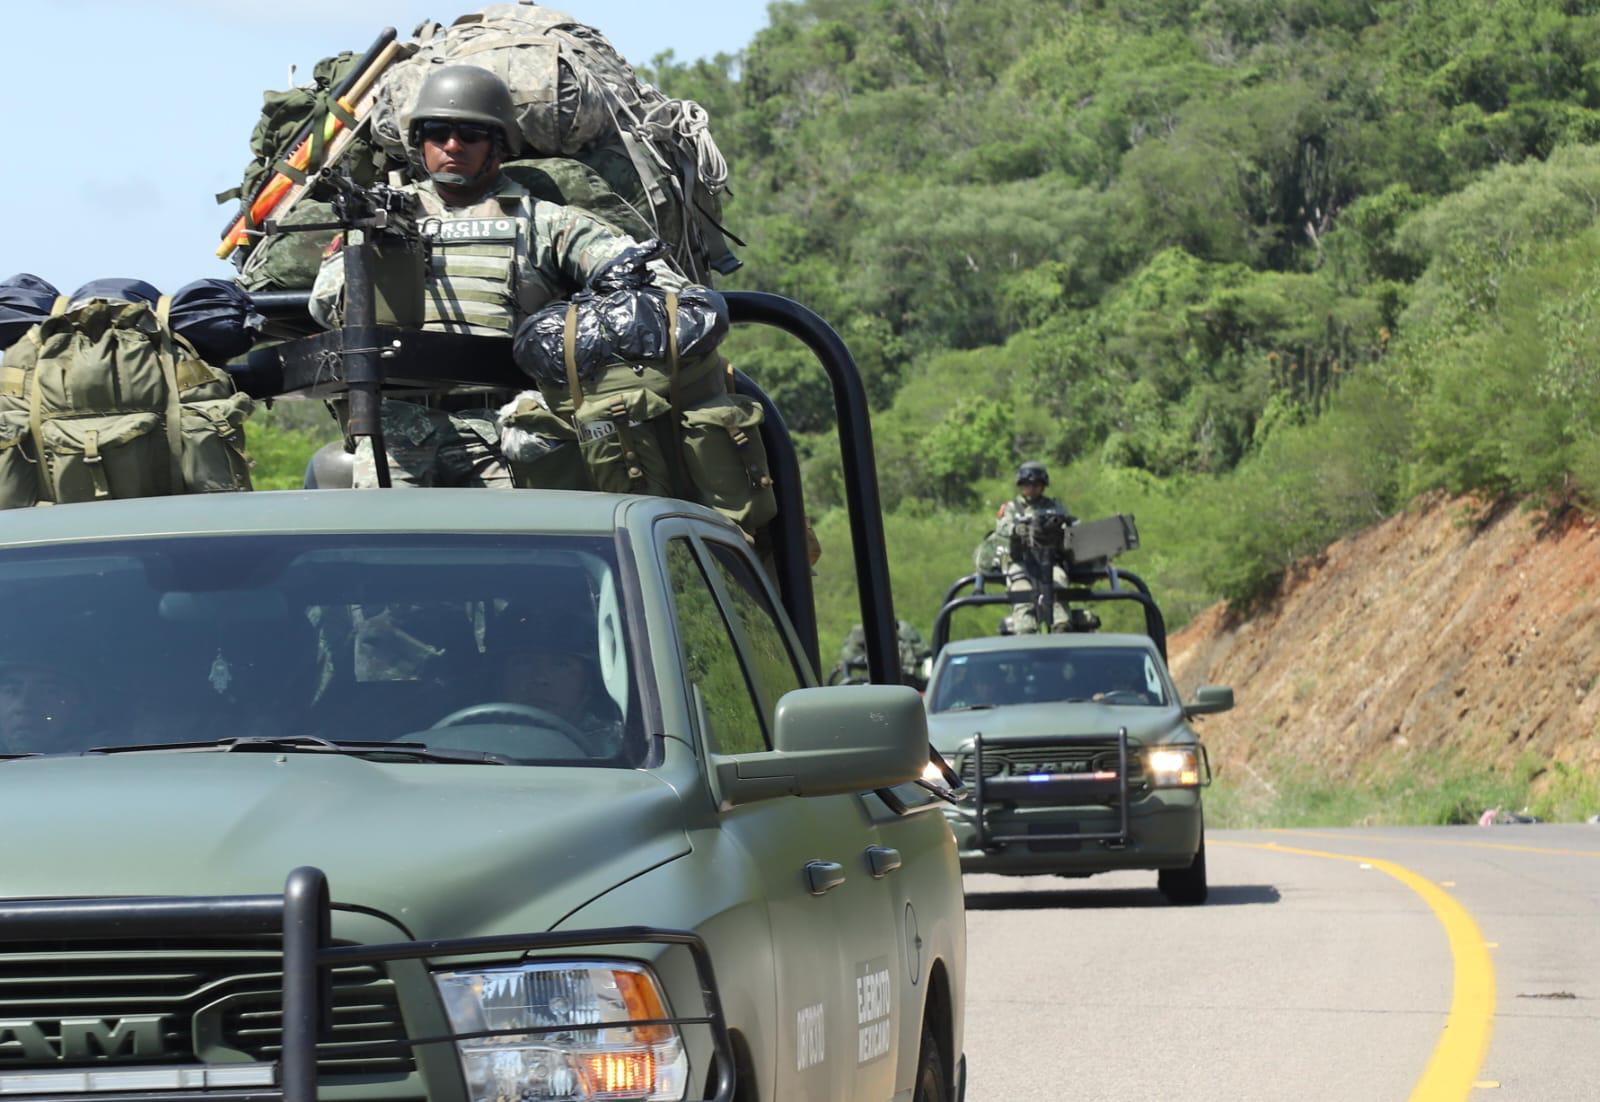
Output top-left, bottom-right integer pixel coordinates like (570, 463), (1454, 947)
(246, 404), (342, 491)
(1206, 750), (1600, 828)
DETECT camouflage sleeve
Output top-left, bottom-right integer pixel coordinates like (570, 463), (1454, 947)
(308, 249), (346, 329)
(531, 202), (688, 295)
(994, 501), (1018, 541)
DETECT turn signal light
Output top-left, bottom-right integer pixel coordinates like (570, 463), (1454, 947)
(583, 1050), (657, 1096)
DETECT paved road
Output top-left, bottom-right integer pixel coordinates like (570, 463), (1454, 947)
(961, 825), (1600, 1101)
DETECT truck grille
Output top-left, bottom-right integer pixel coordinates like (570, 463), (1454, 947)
(957, 742), (1144, 787)
(0, 938), (414, 1078)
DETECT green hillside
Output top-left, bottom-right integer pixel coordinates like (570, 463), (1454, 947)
(647, 0), (1600, 655)
(248, 1), (1600, 663)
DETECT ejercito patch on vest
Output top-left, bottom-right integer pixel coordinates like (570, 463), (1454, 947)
(423, 218), (519, 243)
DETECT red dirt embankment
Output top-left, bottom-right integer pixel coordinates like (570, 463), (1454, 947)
(1167, 493), (1600, 778)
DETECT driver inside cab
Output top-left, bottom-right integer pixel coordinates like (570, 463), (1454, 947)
(0, 660), (94, 754)
(491, 638), (626, 758)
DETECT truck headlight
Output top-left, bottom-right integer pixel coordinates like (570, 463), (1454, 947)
(434, 962), (689, 1101)
(1147, 747), (1201, 787)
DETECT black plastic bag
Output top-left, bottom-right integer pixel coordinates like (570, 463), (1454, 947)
(512, 239), (728, 387)
(0, 274), (60, 351)
(167, 279), (263, 364)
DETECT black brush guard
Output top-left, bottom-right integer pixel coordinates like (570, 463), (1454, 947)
(0, 868), (735, 1102)
(966, 729), (1133, 851)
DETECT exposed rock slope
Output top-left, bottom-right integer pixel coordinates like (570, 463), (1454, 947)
(1168, 494), (1600, 778)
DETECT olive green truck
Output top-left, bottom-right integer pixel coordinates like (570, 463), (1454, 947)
(0, 294), (966, 1101)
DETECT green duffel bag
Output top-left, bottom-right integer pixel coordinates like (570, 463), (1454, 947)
(499, 394), (593, 491)
(180, 392), (256, 493)
(573, 387), (676, 497)
(0, 296), (256, 508)
(679, 393), (778, 535)
(0, 411), (38, 507)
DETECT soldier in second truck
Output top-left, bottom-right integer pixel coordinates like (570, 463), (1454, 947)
(991, 461), (1077, 634)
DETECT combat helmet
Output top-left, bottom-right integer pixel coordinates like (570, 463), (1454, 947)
(1015, 461), (1049, 487)
(407, 65), (523, 185)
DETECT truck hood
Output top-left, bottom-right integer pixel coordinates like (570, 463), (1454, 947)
(927, 701), (1190, 752)
(0, 752), (691, 939)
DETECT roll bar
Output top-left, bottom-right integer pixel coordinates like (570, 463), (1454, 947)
(243, 291), (896, 684)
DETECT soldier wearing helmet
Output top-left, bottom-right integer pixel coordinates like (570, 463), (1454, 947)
(308, 66), (688, 489)
(991, 461), (1077, 634)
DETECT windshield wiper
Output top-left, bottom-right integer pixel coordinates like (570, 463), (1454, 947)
(942, 704), (994, 713)
(84, 736), (514, 766)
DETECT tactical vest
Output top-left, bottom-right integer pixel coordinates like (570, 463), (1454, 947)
(417, 185), (534, 336)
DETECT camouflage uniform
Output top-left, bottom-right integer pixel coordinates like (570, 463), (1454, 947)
(830, 621), (932, 689)
(309, 176), (686, 487)
(994, 494), (1074, 633)
(346, 403), (510, 489)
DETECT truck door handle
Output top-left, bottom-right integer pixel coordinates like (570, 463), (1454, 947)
(866, 846), (902, 878)
(805, 861), (846, 895)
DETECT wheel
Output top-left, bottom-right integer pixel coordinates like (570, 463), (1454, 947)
(1159, 834), (1208, 905)
(912, 1020), (951, 1102)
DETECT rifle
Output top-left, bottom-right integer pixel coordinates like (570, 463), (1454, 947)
(263, 169), (428, 489)
(1013, 510), (1071, 635)
(218, 28), (405, 261)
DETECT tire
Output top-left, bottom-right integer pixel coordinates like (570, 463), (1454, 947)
(912, 1019), (951, 1102)
(1158, 834), (1208, 905)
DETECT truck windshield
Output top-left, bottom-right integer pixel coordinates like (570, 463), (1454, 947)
(930, 646), (1169, 712)
(0, 534), (643, 766)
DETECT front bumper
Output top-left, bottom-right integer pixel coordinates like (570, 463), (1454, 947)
(0, 868), (736, 1102)
(949, 730), (1203, 876)
(946, 788), (1201, 875)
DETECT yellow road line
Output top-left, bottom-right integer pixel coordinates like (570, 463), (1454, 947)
(1215, 840), (1496, 1102)
(1269, 828), (1600, 859)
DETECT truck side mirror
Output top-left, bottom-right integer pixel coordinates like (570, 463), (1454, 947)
(1183, 685), (1234, 717)
(714, 686), (928, 808)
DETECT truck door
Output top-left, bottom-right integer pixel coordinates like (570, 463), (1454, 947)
(661, 531), (840, 1099)
(690, 531), (904, 1101)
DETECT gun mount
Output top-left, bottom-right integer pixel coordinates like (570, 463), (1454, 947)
(937, 513), (1162, 656)
(260, 169), (430, 488)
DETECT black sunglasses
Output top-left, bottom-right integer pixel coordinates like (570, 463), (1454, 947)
(416, 120), (496, 145)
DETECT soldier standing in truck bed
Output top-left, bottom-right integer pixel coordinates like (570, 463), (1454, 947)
(993, 461), (1077, 634)
(309, 65), (686, 488)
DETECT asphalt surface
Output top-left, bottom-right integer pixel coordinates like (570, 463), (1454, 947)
(960, 825), (1600, 1101)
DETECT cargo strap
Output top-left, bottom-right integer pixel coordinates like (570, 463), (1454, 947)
(666, 290), (683, 457)
(25, 349), (51, 504)
(154, 296), (187, 493)
(563, 301), (583, 405)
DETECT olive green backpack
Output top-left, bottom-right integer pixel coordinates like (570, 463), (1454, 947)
(520, 294), (777, 537)
(0, 297), (254, 508)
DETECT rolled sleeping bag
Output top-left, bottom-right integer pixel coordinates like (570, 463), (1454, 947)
(67, 277), (162, 310)
(0, 273), (61, 350)
(64, 278), (261, 365)
(167, 279), (263, 365)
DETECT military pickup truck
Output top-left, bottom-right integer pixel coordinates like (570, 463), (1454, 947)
(930, 554), (1232, 904)
(0, 294), (966, 1101)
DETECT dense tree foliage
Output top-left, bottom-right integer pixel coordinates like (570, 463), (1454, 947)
(644, 0), (1600, 644)
(244, 1), (1600, 650)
